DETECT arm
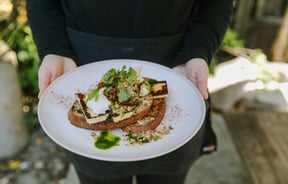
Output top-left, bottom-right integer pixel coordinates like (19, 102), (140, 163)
(173, 0), (234, 99)
(27, 0), (76, 61)
(27, 0), (77, 98)
(173, 0), (233, 66)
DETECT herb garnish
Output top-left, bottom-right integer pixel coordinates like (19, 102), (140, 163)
(102, 66), (138, 103)
(86, 88), (101, 102)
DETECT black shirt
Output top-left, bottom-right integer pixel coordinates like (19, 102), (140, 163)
(27, 0), (233, 65)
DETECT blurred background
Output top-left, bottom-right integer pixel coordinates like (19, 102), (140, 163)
(0, 0), (287, 184)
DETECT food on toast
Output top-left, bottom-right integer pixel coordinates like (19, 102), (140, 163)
(68, 94), (153, 130)
(67, 66), (168, 133)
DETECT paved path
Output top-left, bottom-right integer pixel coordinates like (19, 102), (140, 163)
(185, 113), (250, 184)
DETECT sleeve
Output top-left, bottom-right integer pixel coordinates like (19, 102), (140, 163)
(26, 0), (76, 61)
(172, 0), (234, 66)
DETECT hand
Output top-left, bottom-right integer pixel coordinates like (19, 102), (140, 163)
(38, 54), (77, 99)
(172, 58), (209, 100)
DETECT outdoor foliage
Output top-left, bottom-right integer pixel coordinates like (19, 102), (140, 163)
(248, 49), (280, 83)
(1, 0), (39, 129)
(221, 28), (245, 48)
(209, 28), (245, 74)
(3, 23), (39, 96)
(0, 0), (40, 98)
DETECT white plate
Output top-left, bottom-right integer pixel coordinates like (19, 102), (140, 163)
(38, 59), (205, 161)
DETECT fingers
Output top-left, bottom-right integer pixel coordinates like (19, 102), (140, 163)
(173, 64), (209, 99)
(38, 68), (61, 99)
(184, 58), (209, 100)
(63, 59), (77, 72)
(38, 78), (50, 99)
(37, 55), (61, 99)
(172, 64), (187, 77)
(37, 55), (77, 99)
(196, 76), (209, 100)
(185, 71), (208, 99)
(38, 64), (49, 99)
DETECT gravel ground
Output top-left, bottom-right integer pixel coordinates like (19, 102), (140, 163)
(0, 129), (70, 184)
(0, 112), (250, 184)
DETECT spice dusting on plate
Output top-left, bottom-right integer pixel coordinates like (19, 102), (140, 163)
(164, 104), (190, 122)
(50, 91), (74, 109)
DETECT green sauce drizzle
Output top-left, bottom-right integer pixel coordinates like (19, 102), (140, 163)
(94, 131), (121, 150)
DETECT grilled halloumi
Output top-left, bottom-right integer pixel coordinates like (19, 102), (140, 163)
(151, 81), (168, 99)
(75, 93), (110, 124)
(110, 94), (153, 122)
(75, 92), (153, 125)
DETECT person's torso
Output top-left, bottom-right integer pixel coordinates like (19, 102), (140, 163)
(61, 0), (198, 38)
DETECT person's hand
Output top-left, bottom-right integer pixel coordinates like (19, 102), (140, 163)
(172, 58), (209, 100)
(38, 54), (77, 99)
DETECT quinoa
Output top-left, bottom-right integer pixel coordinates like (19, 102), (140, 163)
(125, 126), (173, 145)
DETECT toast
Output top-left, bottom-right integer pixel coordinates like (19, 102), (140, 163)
(68, 94), (153, 130)
(67, 66), (168, 133)
(122, 97), (167, 133)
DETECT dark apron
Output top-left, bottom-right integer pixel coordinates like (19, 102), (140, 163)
(65, 27), (216, 179)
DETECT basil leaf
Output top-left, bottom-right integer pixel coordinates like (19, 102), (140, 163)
(118, 88), (131, 102)
(127, 67), (137, 85)
(103, 68), (117, 85)
(119, 65), (127, 78)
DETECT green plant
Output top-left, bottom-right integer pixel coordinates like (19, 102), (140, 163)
(1, 0), (40, 128)
(221, 28), (245, 48)
(249, 49), (280, 83)
(1, 0), (40, 97)
(210, 28), (245, 74)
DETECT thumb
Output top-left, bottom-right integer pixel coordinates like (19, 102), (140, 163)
(185, 59), (209, 100)
(38, 72), (51, 99)
(38, 64), (62, 99)
(196, 76), (209, 100)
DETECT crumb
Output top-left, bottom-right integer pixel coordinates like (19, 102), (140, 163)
(124, 126), (172, 145)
